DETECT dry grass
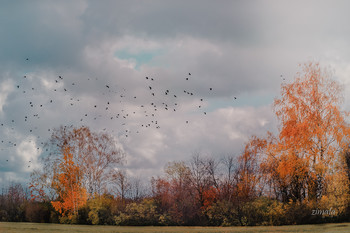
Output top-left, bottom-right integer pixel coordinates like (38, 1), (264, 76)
(1, 222), (350, 233)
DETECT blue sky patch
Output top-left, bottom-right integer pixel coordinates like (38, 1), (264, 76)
(115, 49), (163, 70)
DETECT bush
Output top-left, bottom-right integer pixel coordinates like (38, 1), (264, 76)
(206, 200), (240, 226)
(115, 199), (168, 226)
(238, 197), (286, 226)
(85, 194), (118, 225)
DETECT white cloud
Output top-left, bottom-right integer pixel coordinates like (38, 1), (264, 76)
(0, 78), (14, 114)
(16, 136), (41, 172)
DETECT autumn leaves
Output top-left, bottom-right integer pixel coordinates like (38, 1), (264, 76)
(51, 147), (87, 218)
(28, 62), (350, 225)
(29, 126), (125, 220)
(256, 62), (350, 206)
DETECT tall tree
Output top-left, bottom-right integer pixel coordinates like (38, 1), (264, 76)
(112, 170), (131, 200)
(188, 154), (212, 208)
(220, 155), (237, 202)
(51, 146), (87, 219)
(263, 62), (350, 202)
(236, 136), (266, 202)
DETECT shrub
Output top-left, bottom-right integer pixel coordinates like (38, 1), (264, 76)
(115, 199), (167, 226)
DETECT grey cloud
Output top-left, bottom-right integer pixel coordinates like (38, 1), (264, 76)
(1, 0), (350, 185)
(81, 0), (262, 44)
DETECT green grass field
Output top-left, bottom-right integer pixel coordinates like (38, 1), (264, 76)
(1, 222), (350, 233)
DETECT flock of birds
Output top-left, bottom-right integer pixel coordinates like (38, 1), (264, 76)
(0, 58), (291, 171)
(0, 58), (243, 168)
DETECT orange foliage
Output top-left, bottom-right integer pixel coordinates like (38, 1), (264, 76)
(262, 62), (350, 202)
(28, 173), (47, 202)
(151, 177), (172, 211)
(51, 146), (87, 218)
(236, 136), (268, 201)
(203, 186), (219, 209)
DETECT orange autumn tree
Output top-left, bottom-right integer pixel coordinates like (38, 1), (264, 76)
(51, 146), (87, 219)
(262, 62), (350, 204)
(236, 136), (269, 202)
(29, 126), (125, 202)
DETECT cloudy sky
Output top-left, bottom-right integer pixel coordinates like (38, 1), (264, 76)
(1, 0), (350, 184)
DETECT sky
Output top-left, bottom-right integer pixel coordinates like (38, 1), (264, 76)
(2, 0), (350, 185)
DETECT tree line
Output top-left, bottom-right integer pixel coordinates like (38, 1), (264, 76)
(1, 62), (350, 226)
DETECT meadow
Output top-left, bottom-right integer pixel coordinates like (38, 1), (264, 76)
(1, 222), (350, 233)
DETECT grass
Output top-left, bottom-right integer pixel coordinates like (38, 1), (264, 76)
(1, 222), (350, 233)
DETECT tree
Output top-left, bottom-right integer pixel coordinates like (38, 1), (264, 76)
(30, 125), (125, 200)
(236, 136), (266, 202)
(151, 161), (199, 225)
(112, 170), (131, 200)
(220, 155), (237, 203)
(129, 176), (147, 201)
(188, 154), (212, 209)
(51, 146), (87, 220)
(262, 62), (350, 203)
(0, 183), (28, 222)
